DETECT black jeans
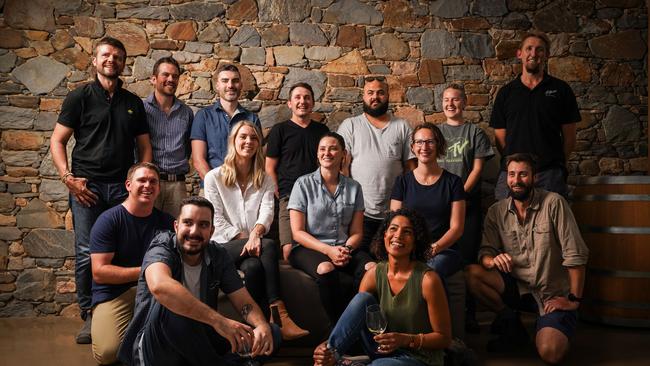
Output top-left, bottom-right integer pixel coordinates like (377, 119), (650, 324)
(360, 216), (383, 255)
(140, 303), (281, 366)
(289, 245), (373, 324)
(222, 238), (281, 307)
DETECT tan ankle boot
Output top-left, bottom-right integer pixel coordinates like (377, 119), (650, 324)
(270, 301), (309, 340)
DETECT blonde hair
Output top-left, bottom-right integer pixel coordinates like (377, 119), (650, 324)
(220, 121), (266, 190)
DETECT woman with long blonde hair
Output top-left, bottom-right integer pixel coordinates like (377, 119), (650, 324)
(204, 120), (308, 340)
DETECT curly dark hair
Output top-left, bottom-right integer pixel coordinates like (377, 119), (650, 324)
(371, 208), (431, 261)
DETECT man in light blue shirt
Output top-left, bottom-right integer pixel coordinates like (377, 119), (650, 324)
(190, 64), (260, 180)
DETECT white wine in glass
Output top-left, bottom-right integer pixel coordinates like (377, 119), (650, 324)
(366, 304), (387, 351)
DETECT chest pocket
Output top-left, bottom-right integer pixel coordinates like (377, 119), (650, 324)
(532, 221), (554, 247)
(386, 141), (402, 160)
(501, 230), (522, 256)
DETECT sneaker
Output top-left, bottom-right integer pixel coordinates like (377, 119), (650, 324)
(75, 315), (92, 344)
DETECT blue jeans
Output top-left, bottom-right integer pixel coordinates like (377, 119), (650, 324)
(328, 292), (427, 366)
(427, 248), (463, 278)
(70, 180), (127, 315)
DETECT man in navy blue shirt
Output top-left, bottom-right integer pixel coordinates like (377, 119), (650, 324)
(89, 162), (174, 365)
(190, 64), (261, 181)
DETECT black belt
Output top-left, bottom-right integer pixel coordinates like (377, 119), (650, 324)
(159, 173), (185, 182)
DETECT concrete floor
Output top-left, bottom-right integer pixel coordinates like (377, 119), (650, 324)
(1, 314), (649, 365)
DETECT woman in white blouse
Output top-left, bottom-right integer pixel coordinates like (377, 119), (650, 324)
(204, 121), (308, 340)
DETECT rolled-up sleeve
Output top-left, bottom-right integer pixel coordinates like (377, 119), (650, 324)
(553, 197), (589, 267)
(478, 204), (503, 261)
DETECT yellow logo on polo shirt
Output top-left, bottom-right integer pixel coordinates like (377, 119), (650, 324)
(128, 109), (133, 114)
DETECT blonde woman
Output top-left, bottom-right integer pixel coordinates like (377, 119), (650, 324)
(204, 121), (308, 340)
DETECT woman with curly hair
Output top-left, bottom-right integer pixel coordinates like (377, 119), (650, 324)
(313, 208), (451, 366)
(204, 120), (308, 340)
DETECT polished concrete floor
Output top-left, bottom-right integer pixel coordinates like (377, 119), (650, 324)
(1, 314), (649, 365)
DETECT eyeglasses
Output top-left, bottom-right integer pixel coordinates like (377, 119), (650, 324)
(413, 139), (435, 146)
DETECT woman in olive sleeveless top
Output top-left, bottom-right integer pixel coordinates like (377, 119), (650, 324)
(313, 208), (451, 366)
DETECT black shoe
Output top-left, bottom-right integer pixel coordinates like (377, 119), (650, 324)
(75, 316), (92, 344)
(465, 312), (480, 334)
(486, 315), (529, 353)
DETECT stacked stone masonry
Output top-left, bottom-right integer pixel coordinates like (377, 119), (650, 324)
(0, 0), (647, 317)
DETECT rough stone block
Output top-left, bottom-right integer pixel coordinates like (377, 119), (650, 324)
(258, 0), (311, 22)
(230, 25), (261, 47)
(14, 268), (56, 302)
(198, 22), (230, 43)
(241, 47), (266, 66)
(370, 33), (409, 61)
(322, 0), (383, 24)
(589, 30), (646, 59)
(290, 23), (328, 46)
(260, 24), (289, 47)
(321, 50), (369, 75)
(23, 229), (75, 258)
(165, 21), (196, 41)
(273, 46), (305, 66)
(227, 0), (258, 21)
(73, 16), (104, 38)
(1, 131), (44, 151)
(169, 2), (225, 21)
(422, 30), (459, 59)
(12, 56), (69, 95)
(16, 199), (64, 229)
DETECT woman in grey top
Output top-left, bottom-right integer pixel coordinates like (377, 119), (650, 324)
(288, 132), (376, 325)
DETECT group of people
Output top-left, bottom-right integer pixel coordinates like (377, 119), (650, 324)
(52, 30), (588, 366)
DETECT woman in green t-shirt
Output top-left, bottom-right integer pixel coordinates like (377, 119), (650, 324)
(313, 208), (451, 366)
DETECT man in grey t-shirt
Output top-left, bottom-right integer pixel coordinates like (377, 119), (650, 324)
(338, 77), (416, 252)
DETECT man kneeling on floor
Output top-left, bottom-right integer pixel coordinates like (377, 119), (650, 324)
(90, 162), (174, 364)
(118, 196), (280, 366)
(466, 153), (588, 364)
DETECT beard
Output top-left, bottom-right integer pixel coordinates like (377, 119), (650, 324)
(508, 183), (533, 201)
(177, 235), (208, 256)
(363, 99), (389, 117)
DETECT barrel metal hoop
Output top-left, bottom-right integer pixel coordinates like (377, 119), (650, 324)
(580, 225), (650, 234)
(580, 313), (650, 328)
(588, 267), (650, 279)
(583, 298), (650, 310)
(575, 176), (650, 185)
(572, 194), (650, 201)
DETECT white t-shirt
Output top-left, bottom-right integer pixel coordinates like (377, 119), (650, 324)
(337, 114), (414, 219)
(182, 261), (202, 299)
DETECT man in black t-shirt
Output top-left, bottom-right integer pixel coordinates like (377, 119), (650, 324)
(265, 83), (329, 260)
(89, 163), (174, 365)
(490, 31), (580, 200)
(50, 37), (152, 344)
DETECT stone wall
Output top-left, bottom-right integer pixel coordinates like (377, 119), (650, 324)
(0, 0), (647, 317)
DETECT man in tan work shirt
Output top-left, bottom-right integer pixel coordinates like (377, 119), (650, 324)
(466, 153), (588, 364)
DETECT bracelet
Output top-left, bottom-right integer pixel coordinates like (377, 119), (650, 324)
(417, 333), (423, 350)
(61, 171), (73, 183)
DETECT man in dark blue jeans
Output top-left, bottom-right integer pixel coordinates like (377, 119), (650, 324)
(118, 196), (280, 366)
(50, 36), (152, 344)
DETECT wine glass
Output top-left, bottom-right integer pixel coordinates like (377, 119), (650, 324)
(237, 304), (258, 366)
(366, 304), (387, 351)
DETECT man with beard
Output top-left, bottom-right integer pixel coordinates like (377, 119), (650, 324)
(89, 163), (174, 364)
(191, 64), (261, 181)
(466, 153), (588, 364)
(144, 57), (194, 218)
(266, 82), (329, 261)
(51, 37), (152, 344)
(337, 77), (416, 253)
(118, 196), (280, 366)
(490, 31), (580, 200)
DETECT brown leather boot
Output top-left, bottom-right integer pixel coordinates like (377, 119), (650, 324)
(270, 301), (309, 340)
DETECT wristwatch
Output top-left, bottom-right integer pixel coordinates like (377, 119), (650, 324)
(568, 293), (583, 303)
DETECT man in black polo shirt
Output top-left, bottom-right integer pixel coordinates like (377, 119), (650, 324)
(490, 31), (580, 200)
(50, 36), (152, 344)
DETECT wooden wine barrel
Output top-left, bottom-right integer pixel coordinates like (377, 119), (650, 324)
(572, 176), (650, 327)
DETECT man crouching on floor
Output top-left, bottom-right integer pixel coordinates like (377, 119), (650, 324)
(466, 153), (588, 364)
(118, 196), (280, 365)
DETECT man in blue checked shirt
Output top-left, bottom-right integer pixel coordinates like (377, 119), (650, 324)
(144, 57), (194, 218)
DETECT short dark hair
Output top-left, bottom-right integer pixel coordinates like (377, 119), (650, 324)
(519, 31), (550, 51)
(288, 82), (314, 99)
(371, 208), (431, 261)
(411, 122), (447, 157)
(319, 131), (346, 150)
(443, 83), (467, 101)
(153, 56), (181, 76)
(179, 196), (215, 222)
(126, 162), (160, 181)
(505, 153), (538, 176)
(216, 63), (240, 77)
(95, 37), (127, 58)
